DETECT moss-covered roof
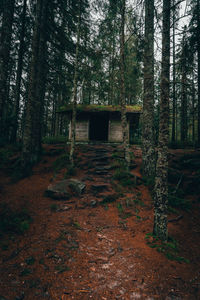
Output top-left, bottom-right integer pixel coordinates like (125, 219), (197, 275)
(58, 104), (142, 114)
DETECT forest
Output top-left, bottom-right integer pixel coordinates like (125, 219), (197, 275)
(0, 0), (200, 299)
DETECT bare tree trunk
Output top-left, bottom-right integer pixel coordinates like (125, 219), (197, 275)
(120, 0), (130, 168)
(180, 69), (187, 143)
(0, 0), (15, 141)
(142, 0), (155, 177)
(22, 0), (49, 167)
(197, 0), (200, 145)
(192, 70), (195, 143)
(11, 0), (27, 143)
(69, 0), (81, 167)
(153, 0), (171, 241)
(171, 0), (176, 143)
(180, 34), (188, 144)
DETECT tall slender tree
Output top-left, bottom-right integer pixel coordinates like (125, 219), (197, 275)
(171, 0), (176, 143)
(120, 0), (130, 168)
(142, 0), (155, 177)
(153, 0), (171, 241)
(69, 0), (81, 167)
(0, 0), (15, 142)
(197, 0), (200, 145)
(180, 31), (188, 143)
(22, 0), (49, 167)
(11, 0), (27, 143)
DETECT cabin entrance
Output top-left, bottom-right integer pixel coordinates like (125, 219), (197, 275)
(89, 113), (109, 141)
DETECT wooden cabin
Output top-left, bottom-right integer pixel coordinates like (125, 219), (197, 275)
(59, 104), (142, 143)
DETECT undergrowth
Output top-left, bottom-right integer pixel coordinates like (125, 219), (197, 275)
(168, 187), (191, 211)
(0, 203), (32, 236)
(42, 135), (67, 144)
(113, 168), (135, 187)
(145, 233), (189, 263)
(52, 153), (70, 173)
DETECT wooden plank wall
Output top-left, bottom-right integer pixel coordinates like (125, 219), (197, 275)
(69, 120), (89, 141)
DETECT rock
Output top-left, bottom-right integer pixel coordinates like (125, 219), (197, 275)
(90, 200), (97, 207)
(68, 179), (86, 195)
(45, 179), (85, 200)
(45, 181), (71, 200)
(57, 205), (71, 211)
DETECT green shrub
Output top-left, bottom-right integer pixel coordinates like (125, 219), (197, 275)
(9, 159), (33, 182)
(113, 169), (135, 186)
(64, 166), (76, 178)
(168, 187), (190, 211)
(52, 153), (69, 172)
(0, 204), (32, 235)
(112, 151), (124, 159)
(42, 135), (67, 144)
(0, 147), (15, 168)
(50, 204), (58, 211)
(145, 233), (189, 263)
(101, 194), (119, 204)
(168, 194), (191, 211)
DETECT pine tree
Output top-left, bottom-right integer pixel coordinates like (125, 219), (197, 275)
(10, 0), (27, 143)
(22, 0), (50, 167)
(153, 0), (171, 241)
(69, 0), (81, 167)
(0, 0), (15, 142)
(142, 0), (155, 178)
(120, 0), (130, 168)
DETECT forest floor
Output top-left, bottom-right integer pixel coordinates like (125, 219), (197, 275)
(0, 143), (200, 300)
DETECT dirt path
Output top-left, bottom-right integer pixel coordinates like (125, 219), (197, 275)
(0, 144), (200, 300)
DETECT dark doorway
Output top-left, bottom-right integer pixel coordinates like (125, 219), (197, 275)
(89, 113), (109, 141)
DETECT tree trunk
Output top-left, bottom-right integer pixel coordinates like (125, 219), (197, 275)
(197, 0), (200, 145)
(11, 0), (27, 143)
(120, 0), (130, 168)
(0, 0), (15, 141)
(69, 0), (81, 167)
(153, 0), (171, 241)
(22, 0), (49, 167)
(171, 0), (176, 143)
(180, 67), (187, 143)
(192, 70), (195, 143)
(180, 35), (188, 144)
(142, 0), (155, 177)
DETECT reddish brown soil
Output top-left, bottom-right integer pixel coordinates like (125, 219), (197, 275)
(0, 144), (200, 300)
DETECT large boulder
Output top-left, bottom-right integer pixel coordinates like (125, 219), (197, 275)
(45, 179), (85, 200)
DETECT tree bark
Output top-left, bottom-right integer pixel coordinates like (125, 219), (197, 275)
(11, 0), (27, 143)
(69, 0), (81, 167)
(197, 0), (200, 145)
(180, 34), (188, 144)
(0, 0), (15, 141)
(153, 0), (171, 241)
(120, 0), (130, 168)
(22, 0), (49, 166)
(192, 69), (195, 143)
(171, 0), (176, 143)
(142, 0), (155, 177)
